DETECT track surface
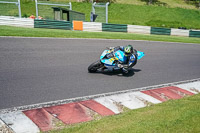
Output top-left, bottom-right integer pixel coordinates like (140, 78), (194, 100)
(0, 37), (200, 109)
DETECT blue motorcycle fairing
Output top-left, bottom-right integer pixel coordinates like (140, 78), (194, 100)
(137, 51), (145, 60)
(100, 50), (127, 66)
(100, 50), (109, 60)
(114, 50), (127, 63)
(100, 49), (145, 70)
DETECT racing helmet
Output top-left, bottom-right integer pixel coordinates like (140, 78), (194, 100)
(124, 45), (133, 56)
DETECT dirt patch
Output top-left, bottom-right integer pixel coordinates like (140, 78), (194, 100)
(190, 88), (200, 93)
(0, 124), (13, 133)
(85, 107), (102, 120)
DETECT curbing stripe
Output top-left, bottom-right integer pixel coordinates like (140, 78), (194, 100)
(94, 91), (161, 111)
(23, 108), (56, 132)
(94, 97), (120, 114)
(142, 86), (194, 102)
(44, 103), (93, 124)
(0, 79), (199, 132)
(0, 78), (199, 114)
(132, 91), (162, 104)
(80, 100), (115, 116)
(0, 111), (40, 133)
(175, 81), (200, 94)
(98, 93), (147, 110)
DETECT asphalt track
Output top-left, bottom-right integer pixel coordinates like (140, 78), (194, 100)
(0, 37), (200, 110)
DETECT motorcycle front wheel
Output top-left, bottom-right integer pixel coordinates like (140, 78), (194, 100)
(88, 60), (104, 73)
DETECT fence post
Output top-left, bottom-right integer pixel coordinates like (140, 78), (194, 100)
(69, 2), (72, 10)
(106, 2), (109, 23)
(92, 2), (96, 14)
(18, 0), (21, 18)
(35, 0), (38, 19)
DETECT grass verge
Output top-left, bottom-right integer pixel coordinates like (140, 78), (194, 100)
(1, 1), (200, 29)
(1, 26), (200, 44)
(48, 94), (200, 133)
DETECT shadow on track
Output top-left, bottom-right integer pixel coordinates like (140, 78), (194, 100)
(90, 68), (141, 77)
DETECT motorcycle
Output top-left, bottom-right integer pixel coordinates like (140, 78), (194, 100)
(88, 48), (145, 73)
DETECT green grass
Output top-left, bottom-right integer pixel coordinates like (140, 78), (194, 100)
(108, 4), (200, 29)
(48, 94), (200, 133)
(116, 0), (197, 9)
(1, 25), (200, 44)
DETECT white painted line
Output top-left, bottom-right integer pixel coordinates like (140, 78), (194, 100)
(175, 81), (200, 94)
(94, 97), (120, 114)
(0, 111), (40, 133)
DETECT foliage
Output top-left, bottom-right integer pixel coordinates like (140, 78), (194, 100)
(108, 4), (200, 29)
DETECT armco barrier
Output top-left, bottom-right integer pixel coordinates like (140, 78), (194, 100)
(34, 19), (72, 30)
(0, 16), (34, 28)
(83, 22), (102, 32)
(171, 29), (189, 37)
(151, 27), (171, 35)
(102, 23), (127, 32)
(128, 25), (151, 34)
(1, 16), (200, 38)
(189, 30), (200, 38)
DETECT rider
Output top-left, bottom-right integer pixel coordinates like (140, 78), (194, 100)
(106, 45), (137, 73)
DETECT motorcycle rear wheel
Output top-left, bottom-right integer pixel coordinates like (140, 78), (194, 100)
(88, 60), (104, 73)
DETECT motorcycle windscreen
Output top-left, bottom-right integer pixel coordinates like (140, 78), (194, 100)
(100, 50), (109, 59)
(137, 51), (145, 60)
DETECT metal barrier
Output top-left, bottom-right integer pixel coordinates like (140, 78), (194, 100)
(102, 23), (127, 32)
(151, 27), (171, 35)
(34, 19), (72, 30)
(0, 0), (21, 18)
(0, 16), (34, 28)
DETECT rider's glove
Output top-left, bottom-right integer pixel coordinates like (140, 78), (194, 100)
(109, 47), (115, 50)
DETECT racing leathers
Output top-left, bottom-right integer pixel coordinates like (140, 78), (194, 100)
(106, 46), (137, 73)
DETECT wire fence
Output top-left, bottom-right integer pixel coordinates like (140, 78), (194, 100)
(0, 0), (21, 17)
(94, 6), (106, 23)
(92, 2), (109, 23)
